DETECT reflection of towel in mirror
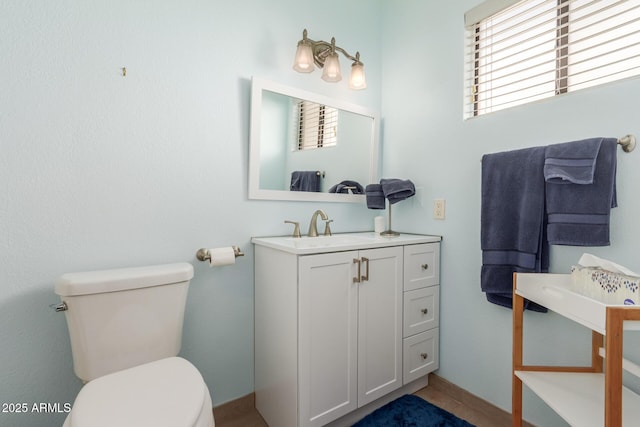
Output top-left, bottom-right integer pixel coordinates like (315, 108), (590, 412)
(290, 171), (321, 192)
(380, 179), (415, 204)
(365, 184), (385, 209)
(329, 180), (364, 194)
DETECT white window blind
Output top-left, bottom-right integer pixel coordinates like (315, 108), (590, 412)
(296, 101), (338, 150)
(465, 0), (640, 118)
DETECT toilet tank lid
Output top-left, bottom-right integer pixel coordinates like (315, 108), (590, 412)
(55, 263), (194, 296)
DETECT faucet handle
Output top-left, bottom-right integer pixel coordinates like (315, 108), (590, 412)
(284, 220), (301, 238)
(323, 219), (333, 236)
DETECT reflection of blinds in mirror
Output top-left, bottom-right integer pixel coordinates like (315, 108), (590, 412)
(296, 101), (338, 150)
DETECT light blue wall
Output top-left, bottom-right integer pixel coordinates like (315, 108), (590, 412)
(381, 1), (640, 426)
(0, 1), (381, 426)
(2, 1), (639, 427)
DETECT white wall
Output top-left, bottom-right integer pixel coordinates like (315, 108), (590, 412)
(0, 1), (381, 426)
(381, 1), (640, 426)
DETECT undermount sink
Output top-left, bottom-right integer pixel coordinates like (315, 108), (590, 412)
(285, 234), (371, 249)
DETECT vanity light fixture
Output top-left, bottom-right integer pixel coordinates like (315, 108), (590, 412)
(293, 29), (367, 90)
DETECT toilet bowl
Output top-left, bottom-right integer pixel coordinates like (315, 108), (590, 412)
(62, 357), (214, 427)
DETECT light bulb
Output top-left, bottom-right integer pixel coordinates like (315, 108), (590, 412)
(349, 62), (366, 90)
(321, 52), (342, 82)
(293, 41), (314, 73)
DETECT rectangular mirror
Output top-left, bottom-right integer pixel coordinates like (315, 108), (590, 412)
(249, 77), (380, 202)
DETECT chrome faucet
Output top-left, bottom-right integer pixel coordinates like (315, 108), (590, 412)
(308, 209), (328, 237)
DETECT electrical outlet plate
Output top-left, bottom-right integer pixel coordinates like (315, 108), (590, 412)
(433, 199), (445, 219)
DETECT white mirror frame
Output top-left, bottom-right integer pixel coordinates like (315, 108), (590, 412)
(248, 77), (380, 203)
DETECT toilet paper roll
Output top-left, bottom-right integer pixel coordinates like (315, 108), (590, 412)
(207, 247), (236, 267)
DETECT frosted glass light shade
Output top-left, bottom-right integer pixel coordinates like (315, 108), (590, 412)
(321, 52), (342, 82)
(349, 63), (367, 90)
(293, 42), (315, 73)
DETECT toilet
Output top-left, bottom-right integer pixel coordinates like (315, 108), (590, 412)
(54, 262), (215, 427)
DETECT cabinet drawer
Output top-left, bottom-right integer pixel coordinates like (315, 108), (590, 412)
(403, 329), (439, 384)
(404, 243), (440, 291)
(403, 286), (439, 338)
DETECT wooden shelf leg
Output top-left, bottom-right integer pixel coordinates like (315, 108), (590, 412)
(512, 274), (524, 427)
(591, 331), (603, 373)
(604, 308), (623, 427)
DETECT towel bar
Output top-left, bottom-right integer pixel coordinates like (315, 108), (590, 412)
(481, 135), (635, 162)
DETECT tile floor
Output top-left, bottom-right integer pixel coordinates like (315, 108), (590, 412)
(213, 374), (527, 427)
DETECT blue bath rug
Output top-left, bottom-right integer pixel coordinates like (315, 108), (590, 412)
(352, 394), (476, 427)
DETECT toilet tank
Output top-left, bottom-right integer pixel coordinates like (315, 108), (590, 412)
(55, 262), (194, 382)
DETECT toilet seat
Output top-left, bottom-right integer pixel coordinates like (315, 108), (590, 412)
(64, 357), (214, 427)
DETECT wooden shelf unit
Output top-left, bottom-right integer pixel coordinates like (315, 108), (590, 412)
(512, 273), (640, 427)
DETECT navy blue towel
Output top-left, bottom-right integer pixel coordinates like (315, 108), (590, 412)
(380, 178), (415, 204)
(365, 184), (385, 209)
(481, 147), (548, 312)
(329, 180), (364, 194)
(545, 138), (617, 246)
(290, 171), (321, 192)
(544, 137), (602, 184)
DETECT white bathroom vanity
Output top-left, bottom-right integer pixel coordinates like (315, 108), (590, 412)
(252, 232), (441, 427)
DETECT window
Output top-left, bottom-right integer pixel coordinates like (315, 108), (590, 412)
(295, 100), (338, 150)
(464, 0), (640, 118)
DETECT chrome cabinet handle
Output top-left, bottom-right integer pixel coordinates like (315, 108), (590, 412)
(353, 258), (361, 283)
(421, 353), (428, 360)
(421, 263), (429, 270)
(361, 257), (369, 282)
(421, 308), (428, 315)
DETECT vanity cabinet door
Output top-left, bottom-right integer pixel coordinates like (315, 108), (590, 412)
(298, 251), (359, 427)
(357, 246), (403, 407)
(297, 247), (403, 424)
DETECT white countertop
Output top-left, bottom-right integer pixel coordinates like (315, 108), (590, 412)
(251, 232), (441, 255)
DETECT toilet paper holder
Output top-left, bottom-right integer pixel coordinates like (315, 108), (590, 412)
(196, 246), (244, 262)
